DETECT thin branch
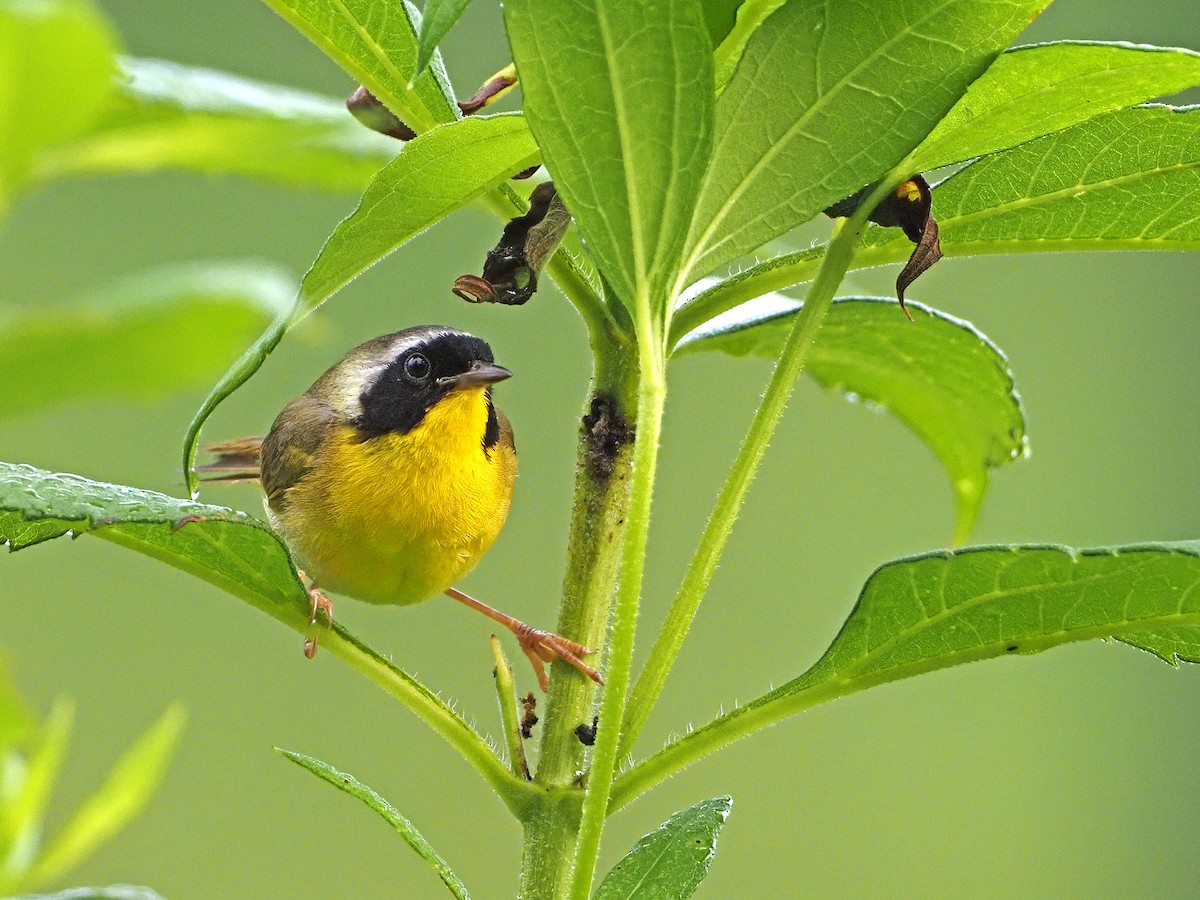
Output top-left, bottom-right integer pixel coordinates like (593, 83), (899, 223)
(620, 182), (899, 758)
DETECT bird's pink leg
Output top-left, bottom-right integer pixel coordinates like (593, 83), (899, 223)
(444, 587), (602, 690)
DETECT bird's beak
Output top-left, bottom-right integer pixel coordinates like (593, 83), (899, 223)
(443, 361), (512, 390)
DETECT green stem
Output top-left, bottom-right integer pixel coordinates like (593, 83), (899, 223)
(568, 307), (667, 900)
(520, 788), (586, 898)
(620, 191), (891, 759)
(491, 636), (531, 780)
(610, 672), (850, 813)
(668, 228), (1200, 348)
(516, 331), (639, 899)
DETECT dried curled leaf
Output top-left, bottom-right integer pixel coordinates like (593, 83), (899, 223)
(453, 181), (570, 304)
(825, 175), (942, 316)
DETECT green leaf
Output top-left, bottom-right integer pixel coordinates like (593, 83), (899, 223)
(595, 796), (731, 900)
(674, 104), (1200, 337)
(505, 0), (714, 311)
(1120, 628), (1200, 666)
(4, 887), (166, 900)
(0, 261), (296, 422)
(676, 296), (1026, 542)
(917, 104), (1200, 251)
(414, 0), (473, 78)
(300, 115), (538, 303)
(0, 462), (302, 619)
(277, 750), (470, 900)
(911, 41), (1200, 172)
(181, 113), (538, 493)
(261, 0), (456, 134)
(797, 544), (1200, 692)
(711, 0), (784, 93)
(700, 0), (742, 50)
(37, 57), (398, 192)
(682, 0), (1051, 280)
(614, 543), (1200, 810)
(1, 699), (73, 889)
(27, 706), (185, 887)
(0, 0), (117, 200)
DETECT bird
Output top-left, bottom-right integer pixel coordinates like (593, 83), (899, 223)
(200, 325), (601, 690)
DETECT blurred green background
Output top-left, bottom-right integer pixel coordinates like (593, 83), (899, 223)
(2, 1), (1199, 897)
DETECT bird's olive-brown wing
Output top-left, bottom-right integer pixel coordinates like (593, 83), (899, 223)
(260, 395), (337, 511)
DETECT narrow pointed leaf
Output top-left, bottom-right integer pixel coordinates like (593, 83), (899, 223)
(414, 0), (474, 77)
(676, 296), (1025, 541)
(505, 0), (714, 310)
(182, 114), (539, 491)
(278, 750), (470, 900)
(260, 0), (456, 133)
(683, 0), (1050, 280)
(1, 700), (72, 887)
(911, 41), (1200, 172)
(38, 57), (398, 191)
(300, 114), (539, 303)
(615, 543), (1200, 809)
(27, 707), (185, 887)
(0, 261), (296, 422)
(595, 796), (732, 900)
(0, 0), (117, 197)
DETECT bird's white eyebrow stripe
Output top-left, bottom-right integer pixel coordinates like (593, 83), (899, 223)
(388, 327), (454, 358)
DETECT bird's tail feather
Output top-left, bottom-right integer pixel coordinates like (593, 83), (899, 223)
(197, 436), (264, 484)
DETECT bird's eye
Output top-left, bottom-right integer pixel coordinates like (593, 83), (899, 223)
(403, 353), (431, 380)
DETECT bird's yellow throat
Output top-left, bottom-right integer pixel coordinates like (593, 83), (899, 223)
(279, 385), (516, 606)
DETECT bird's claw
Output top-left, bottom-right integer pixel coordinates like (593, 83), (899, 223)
(302, 574), (334, 658)
(513, 623), (602, 691)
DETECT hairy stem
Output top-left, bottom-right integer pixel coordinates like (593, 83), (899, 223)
(517, 330), (639, 899)
(568, 304), (667, 900)
(620, 188), (894, 758)
(491, 636), (531, 780)
(520, 788), (586, 898)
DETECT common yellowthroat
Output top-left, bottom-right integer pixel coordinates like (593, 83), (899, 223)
(203, 326), (600, 689)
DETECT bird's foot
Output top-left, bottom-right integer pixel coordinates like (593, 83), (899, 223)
(300, 571), (334, 659)
(511, 622), (603, 692)
(443, 586), (602, 690)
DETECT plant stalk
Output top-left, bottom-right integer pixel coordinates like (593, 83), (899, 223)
(567, 304), (667, 900)
(491, 636), (531, 780)
(520, 788), (586, 898)
(516, 325), (639, 899)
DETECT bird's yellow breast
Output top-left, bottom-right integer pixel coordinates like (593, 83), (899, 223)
(274, 388), (516, 605)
